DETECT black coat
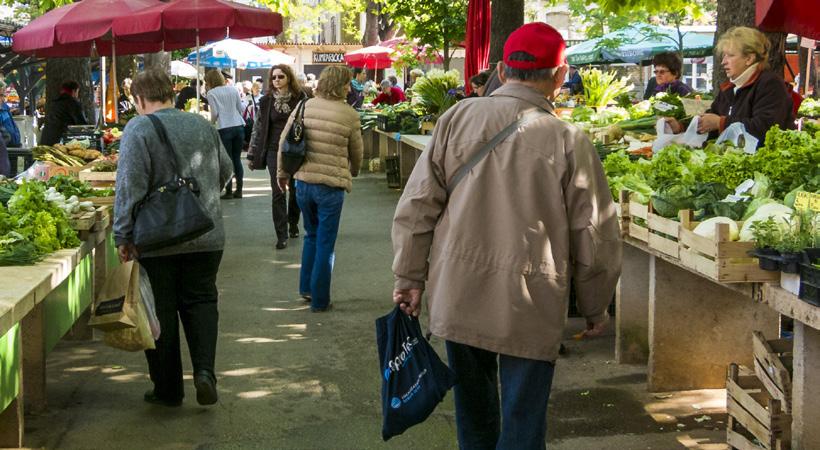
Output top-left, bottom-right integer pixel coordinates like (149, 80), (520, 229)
(40, 94), (89, 146)
(246, 93), (303, 170)
(707, 69), (794, 145)
(175, 86), (207, 110)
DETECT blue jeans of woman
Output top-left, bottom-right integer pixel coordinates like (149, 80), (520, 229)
(445, 341), (555, 450)
(218, 125), (244, 194)
(295, 181), (344, 309)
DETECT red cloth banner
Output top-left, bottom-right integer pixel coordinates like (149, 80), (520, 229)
(464, 0), (491, 94)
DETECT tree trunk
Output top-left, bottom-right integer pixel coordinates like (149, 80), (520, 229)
(798, 46), (819, 97)
(45, 58), (94, 125)
(443, 40), (450, 71)
(489, 0), (524, 65)
(143, 52), (171, 73)
(714, 0), (786, 93)
(363, 0), (380, 46)
(115, 56), (137, 88)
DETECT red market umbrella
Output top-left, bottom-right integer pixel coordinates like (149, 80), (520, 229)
(12, 0), (164, 57)
(112, 0), (283, 112)
(757, 0), (820, 40)
(344, 45), (394, 70)
(464, 0), (491, 93)
(112, 0), (284, 50)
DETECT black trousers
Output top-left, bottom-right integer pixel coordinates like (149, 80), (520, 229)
(139, 251), (223, 401)
(266, 150), (300, 240)
(219, 125), (245, 194)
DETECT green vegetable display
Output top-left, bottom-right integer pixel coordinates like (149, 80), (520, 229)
(580, 68), (633, 108)
(0, 181), (81, 265)
(798, 98), (820, 118)
(650, 92), (686, 120)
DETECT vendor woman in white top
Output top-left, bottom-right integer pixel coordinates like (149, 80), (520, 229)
(206, 70), (246, 199)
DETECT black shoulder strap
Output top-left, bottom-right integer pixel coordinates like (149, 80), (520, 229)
(446, 108), (548, 196)
(146, 114), (182, 177)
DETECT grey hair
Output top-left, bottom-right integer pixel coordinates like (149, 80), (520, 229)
(503, 51), (558, 82)
(380, 79), (392, 88)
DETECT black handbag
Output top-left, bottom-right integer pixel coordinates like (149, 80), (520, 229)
(280, 97), (307, 176)
(131, 114), (215, 253)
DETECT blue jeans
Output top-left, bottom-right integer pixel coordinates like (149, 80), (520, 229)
(218, 125), (245, 193)
(445, 341), (555, 450)
(295, 181), (344, 309)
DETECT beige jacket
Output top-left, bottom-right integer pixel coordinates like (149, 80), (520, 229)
(391, 83), (622, 362)
(278, 96), (363, 192)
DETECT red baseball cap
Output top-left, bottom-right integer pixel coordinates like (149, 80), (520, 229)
(503, 22), (567, 70)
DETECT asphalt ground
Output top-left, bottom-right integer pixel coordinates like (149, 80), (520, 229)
(25, 171), (727, 449)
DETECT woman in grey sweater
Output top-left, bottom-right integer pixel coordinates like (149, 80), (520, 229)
(114, 69), (233, 407)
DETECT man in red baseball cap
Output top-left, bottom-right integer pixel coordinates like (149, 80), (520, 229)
(392, 22), (621, 449)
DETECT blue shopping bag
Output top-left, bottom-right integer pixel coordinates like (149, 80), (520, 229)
(376, 306), (456, 441)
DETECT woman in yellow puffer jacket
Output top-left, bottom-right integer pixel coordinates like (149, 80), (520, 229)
(276, 66), (363, 312)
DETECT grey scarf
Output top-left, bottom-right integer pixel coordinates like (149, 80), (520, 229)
(272, 91), (293, 114)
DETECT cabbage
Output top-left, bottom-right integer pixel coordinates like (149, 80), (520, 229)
(742, 198), (778, 221)
(693, 217), (739, 241)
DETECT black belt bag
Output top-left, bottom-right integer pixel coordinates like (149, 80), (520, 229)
(132, 115), (215, 253)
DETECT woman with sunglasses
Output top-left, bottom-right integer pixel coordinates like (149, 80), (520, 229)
(247, 65), (305, 250)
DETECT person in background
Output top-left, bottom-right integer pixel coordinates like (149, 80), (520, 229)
(408, 68), (424, 90)
(306, 73), (318, 90)
(643, 77), (658, 100)
(114, 68), (233, 408)
(0, 92), (22, 148)
(295, 73), (315, 98)
(649, 52), (693, 97)
(667, 27), (794, 145)
(388, 75), (403, 93)
(40, 81), (89, 146)
(0, 136), (8, 177)
(118, 78), (135, 116)
(562, 65), (584, 95)
(205, 70), (246, 199)
(175, 79), (207, 110)
(222, 72), (234, 86)
(482, 63), (504, 96)
(276, 66), (363, 313)
(247, 64), (306, 249)
(243, 81), (263, 148)
(391, 22), (620, 449)
(468, 70), (491, 97)
(372, 79), (406, 106)
(347, 68), (366, 108)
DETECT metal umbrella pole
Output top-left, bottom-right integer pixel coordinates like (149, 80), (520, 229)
(195, 30), (201, 113)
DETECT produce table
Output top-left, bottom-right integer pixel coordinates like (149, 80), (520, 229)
(373, 129), (431, 188)
(617, 237), (820, 448)
(0, 225), (115, 448)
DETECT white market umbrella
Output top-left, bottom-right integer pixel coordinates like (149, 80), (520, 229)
(186, 38), (294, 69)
(170, 60), (199, 78)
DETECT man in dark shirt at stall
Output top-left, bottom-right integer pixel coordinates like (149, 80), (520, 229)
(175, 79), (208, 110)
(40, 81), (90, 146)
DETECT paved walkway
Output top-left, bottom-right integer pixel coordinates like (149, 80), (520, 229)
(26, 172), (726, 449)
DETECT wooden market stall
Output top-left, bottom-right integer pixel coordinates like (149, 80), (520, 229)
(0, 210), (115, 448)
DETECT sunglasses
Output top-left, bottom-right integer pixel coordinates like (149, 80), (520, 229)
(653, 69), (670, 75)
(271, 74), (287, 80)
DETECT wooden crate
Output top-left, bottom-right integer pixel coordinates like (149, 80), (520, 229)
(678, 212), (780, 283)
(622, 193), (680, 259)
(752, 331), (793, 414)
(79, 169), (116, 187)
(93, 205), (112, 231)
(79, 195), (115, 206)
(69, 210), (96, 231)
(726, 363), (791, 450)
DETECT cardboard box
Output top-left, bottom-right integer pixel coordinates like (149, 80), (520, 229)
(29, 162), (90, 181)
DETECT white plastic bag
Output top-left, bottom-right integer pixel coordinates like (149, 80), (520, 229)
(716, 122), (758, 154)
(138, 263), (161, 340)
(652, 116), (709, 152)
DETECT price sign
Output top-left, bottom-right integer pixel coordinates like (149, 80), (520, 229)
(794, 191), (820, 212)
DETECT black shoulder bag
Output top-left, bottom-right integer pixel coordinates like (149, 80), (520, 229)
(280, 97), (308, 176)
(131, 115), (215, 253)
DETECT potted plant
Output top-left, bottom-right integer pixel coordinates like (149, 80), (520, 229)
(750, 217), (783, 271)
(776, 212), (814, 274)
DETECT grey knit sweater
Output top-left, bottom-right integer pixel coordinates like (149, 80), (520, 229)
(114, 107), (233, 258)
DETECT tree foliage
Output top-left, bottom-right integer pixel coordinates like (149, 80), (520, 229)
(258, 0), (365, 42)
(380, 0), (467, 70)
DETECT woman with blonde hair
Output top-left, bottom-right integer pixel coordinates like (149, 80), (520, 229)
(276, 66), (363, 312)
(247, 64), (306, 249)
(205, 70), (246, 198)
(690, 26), (793, 144)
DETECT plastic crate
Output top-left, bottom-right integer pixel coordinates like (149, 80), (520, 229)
(385, 156), (400, 189)
(799, 248), (820, 306)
